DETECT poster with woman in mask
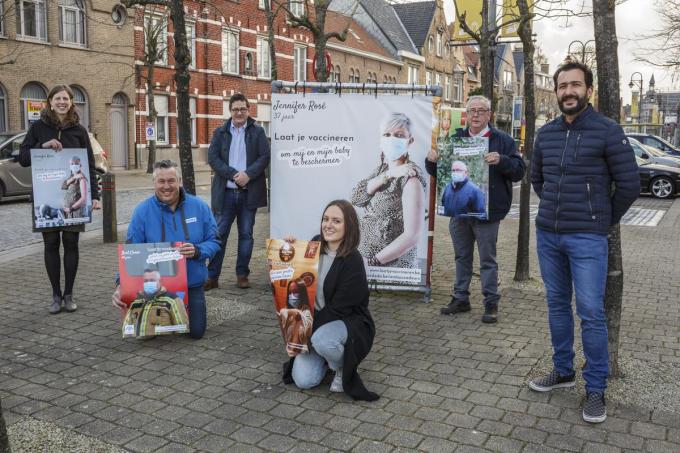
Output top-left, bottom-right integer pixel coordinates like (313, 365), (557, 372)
(30, 148), (93, 230)
(118, 242), (189, 338)
(266, 238), (320, 356)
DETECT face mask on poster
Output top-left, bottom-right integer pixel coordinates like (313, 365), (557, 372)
(70, 164), (81, 173)
(143, 281), (158, 295)
(381, 136), (409, 161)
(451, 172), (466, 183)
(288, 294), (300, 308)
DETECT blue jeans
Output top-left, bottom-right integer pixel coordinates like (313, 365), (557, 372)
(536, 229), (609, 393)
(187, 286), (206, 339)
(208, 189), (257, 279)
(292, 320), (347, 389)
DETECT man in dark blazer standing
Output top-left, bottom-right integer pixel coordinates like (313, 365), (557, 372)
(205, 93), (270, 290)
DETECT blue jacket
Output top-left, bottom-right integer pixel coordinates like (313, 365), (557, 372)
(531, 105), (639, 235)
(442, 179), (486, 218)
(208, 117), (270, 214)
(426, 125), (525, 222)
(127, 189), (220, 288)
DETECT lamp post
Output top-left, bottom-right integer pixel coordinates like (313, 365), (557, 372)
(567, 40), (595, 64)
(629, 72), (644, 128)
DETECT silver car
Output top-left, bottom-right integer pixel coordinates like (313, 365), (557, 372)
(0, 131), (109, 201)
(628, 137), (680, 168)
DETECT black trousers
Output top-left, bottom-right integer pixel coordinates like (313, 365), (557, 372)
(42, 231), (80, 297)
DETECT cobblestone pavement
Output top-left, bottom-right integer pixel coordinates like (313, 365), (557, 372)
(1, 192), (679, 452)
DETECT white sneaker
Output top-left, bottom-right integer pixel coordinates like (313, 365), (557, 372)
(330, 369), (343, 393)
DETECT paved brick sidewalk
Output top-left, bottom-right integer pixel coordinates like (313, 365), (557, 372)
(1, 197), (679, 452)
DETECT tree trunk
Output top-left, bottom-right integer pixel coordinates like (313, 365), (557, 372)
(146, 64), (157, 175)
(0, 397), (10, 453)
(514, 0), (535, 282)
(674, 102), (680, 146)
(479, 0), (495, 102)
(314, 6), (329, 82)
(266, 1), (278, 81)
(592, 0), (624, 378)
(170, 0), (196, 195)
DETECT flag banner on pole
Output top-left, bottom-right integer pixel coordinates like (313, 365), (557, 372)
(453, 0), (484, 41)
(500, 0), (534, 38)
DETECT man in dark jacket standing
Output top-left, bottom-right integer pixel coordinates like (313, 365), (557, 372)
(528, 62), (639, 424)
(205, 93), (270, 290)
(426, 95), (525, 323)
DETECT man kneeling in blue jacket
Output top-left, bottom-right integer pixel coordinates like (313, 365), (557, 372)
(112, 160), (220, 339)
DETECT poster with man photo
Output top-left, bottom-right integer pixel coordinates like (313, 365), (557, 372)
(435, 135), (489, 219)
(118, 243), (190, 338)
(270, 94), (433, 286)
(30, 148), (93, 230)
(266, 239), (321, 356)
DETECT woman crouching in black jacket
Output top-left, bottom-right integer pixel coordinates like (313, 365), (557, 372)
(282, 199), (379, 401)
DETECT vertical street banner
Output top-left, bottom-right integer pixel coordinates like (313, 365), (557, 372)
(453, 0), (484, 41)
(266, 239), (320, 356)
(270, 94), (434, 287)
(30, 148), (93, 230)
(500, 0), (535, 39)
(435, 116), (489, 219)
(118, 243), (190, 338)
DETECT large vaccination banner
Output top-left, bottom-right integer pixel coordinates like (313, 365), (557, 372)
(270, 94), (434, 286)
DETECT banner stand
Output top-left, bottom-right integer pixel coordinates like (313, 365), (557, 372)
(271, 81), (442, 303)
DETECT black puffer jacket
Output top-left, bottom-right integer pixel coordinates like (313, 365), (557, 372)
(531, 105), (639, 234)
(19, 110), (100, 201)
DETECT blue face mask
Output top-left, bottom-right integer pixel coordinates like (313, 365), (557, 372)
(143, 281), (158, 295)
(381, 136), (409, 161)
(451, 172), (466, 183)
(70, 164), (81, 173)
(288, 294), (300, 308)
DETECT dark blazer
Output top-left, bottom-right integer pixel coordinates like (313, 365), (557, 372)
(426, 125), (525, 222)
(208, 117), (270, 213)
(283, 244), (379, 401)
(531, 105), (639, 234)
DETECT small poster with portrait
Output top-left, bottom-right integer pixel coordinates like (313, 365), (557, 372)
(435, 136), (489, 219)
(266, 238), (321, 356)
(118, 242), (190, 338)
(30, 148), (93, 230)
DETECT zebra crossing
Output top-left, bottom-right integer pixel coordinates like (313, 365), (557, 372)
(506, 205), (666, 227)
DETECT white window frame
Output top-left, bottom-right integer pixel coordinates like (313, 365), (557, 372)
(408, 65), (418, 84)
(0, 85), (7, 133)
(256, 103), (271, 137)
(71, 85), (89, 130)
(503, 70), (513, 91)
(186, 22), (196, 69)
(445, 76), (451, 100)
(189, 97), (197, 145)
(0, 0), (5, 36)
(436, 32), (443, 57)
(59, 0), (87, 47)
(428, 36), (434, 53)
(435, 73), (441, 89)
(222, 28), (239, 75)
(454, 78), (463, 102)
(425, 71), (432, 86)
(294, 45), (306, 82)
(257, 36), (271, 79)
(289, 0), (305, 18)
(144, 14), (168, 65)
(258, 0), (269, 9)
(17, 0), (47, 41)
(153, 95), (169, 145)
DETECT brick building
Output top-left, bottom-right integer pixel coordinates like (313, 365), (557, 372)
(0, 1), (135, 170)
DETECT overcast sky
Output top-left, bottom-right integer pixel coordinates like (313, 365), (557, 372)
(434, 0), (679, 105)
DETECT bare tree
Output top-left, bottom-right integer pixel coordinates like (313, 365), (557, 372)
(513, 0), (536, 281)
(592, 0), (624, 377)
(123, 0), (196, 194)
(284, 0), (359, 82)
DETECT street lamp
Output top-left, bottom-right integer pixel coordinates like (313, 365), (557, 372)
(629, 72), (644, 127)
(567, 40), (595, 65)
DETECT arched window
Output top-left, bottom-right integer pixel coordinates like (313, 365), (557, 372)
(59, 0), (86, 46)
(334, 65), (340, 82)
(349, 68), (354, 83)
(428, 36), (434, 53)
(20, 82), (47, 129)
(70, 85), (89, 130)
(0, 84), (7, 133)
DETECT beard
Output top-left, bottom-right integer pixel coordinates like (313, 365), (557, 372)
(558, 93), (589, 115)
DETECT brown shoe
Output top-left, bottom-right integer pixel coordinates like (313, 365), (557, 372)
(236, 276), (250, 289)
(203, 278), (219, 291)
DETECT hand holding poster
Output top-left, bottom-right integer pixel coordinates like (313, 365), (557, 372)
(267, 239), (321, 356)
(30, 148), (93, 230)
(118, 243), (190, 338)
(436, 135), (489, 219)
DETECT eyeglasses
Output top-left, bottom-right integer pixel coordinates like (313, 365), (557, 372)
(467, 108), (490, 115)
(231, 107), (248, 113)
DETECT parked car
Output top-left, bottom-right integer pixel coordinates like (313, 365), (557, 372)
(636, 156), (680, 199)
(0, 131), (109, 201)
(627, 133), (680, 156)
(628, 137), (680, 167)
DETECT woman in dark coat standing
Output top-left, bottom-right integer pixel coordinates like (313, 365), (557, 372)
(283, 199), (379, 401)
(19, 85), (100, 314)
